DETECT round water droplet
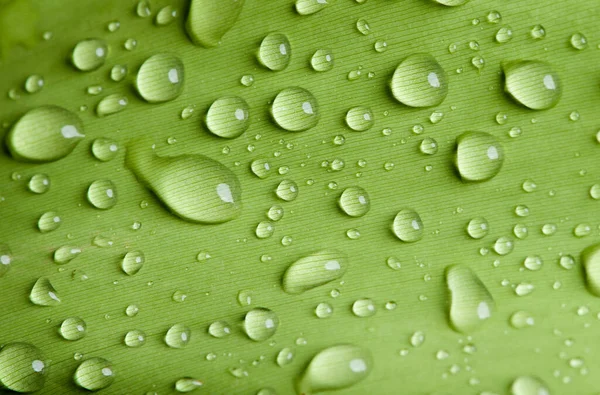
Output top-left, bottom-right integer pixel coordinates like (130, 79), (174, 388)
(345, 107), (374, 132)
(122, 251), (145, 275)
(515, 205), (529, 217)
(410, 331), (425, 347)
(315, 302), (333, 318)
(91, 138), (119, 162)
(255, 221), (274, 239)
(296, 0), (332, 15)
(510, 376), (549, 395)
(180, 106), (195, 119)
(283, 250), (348, 294)
(250, 158), (272, 179)
(466, 217), (489, 239)
(38, 211), (61, 233)
(54, 246), (82, 264)
(59, 317), (87, 341)
(494, 236), (514, 255)
(503, 61), (561, 110)
(486, 10), (501, 23)
(455, 131), (504, 182)
(185, 0), (245, 47)
(87, 180), (117, 209)
(356, 18), (371, 35)
(570, 33), (588, 50)
(28, 173), (51, 194)
(392, 209), (424, 242)
(513, 224), (528, 239)
(175, 377), (203, 392)
(276, 347), (295, 367)
(136, 54), (184, 103)
(125, 305), (139, 317)
(267, 205), (284, 221)
(0, 343), (47, 392)
(205, 96), (250, 139)
(299, 345), (372, 394)
(71, 39), (108, 71)
(24, 74), (44, 93)
(510, 311), (535, 329)
(244, 308), (279, 341)
(391, 53), (448, 108)
(446, 265), (495, 333)
(574, 223), (591, 237)
(352, 299), (376, 317)
(0, 244), (12, 277)
(124, 330), (146, 347)
(110, 64), (128, 82)
(522, 179), (537, 192)
(96, 94), (128, 117)
(7, 106), (84, 162)
(106, 21), (120, 32)
(386, 256), (401, 270)
(374, 40), (388, 53)
(237, 290), (253, 306)
(30, 277), (60, 306)
(495, 26), (513, 43)
(172, 290), (187, 303)
(523, 255), (543, 271)
(559, 254), (575, 270)
(271, 87), (319, 131)
(155, 5), (177, 25)
(124, 38), (137, 50)
(258, 33), (291, 71)
(276, 179), (299, 201)
(338, 187), (370, 217)
(165, 324), (191, 348)
(530, 24), (546, 39)
(74, 357), (114, 391)
(419, 137), (438, 155)
(208, 320), (231, 338)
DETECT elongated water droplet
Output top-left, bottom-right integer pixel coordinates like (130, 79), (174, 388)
(299, 344), (372, 394)
(96, 94), (128, 117)
(466, 217), (489, 239)
(6, 106), (84, 162)
(258, 33), (291, 71)
(24, 74), (44, 93)
(510, 311), (535, 329)
(275, 179), (298, 201)
(446, 265), (495, 333)
(271, 87), (319, 131)
(455, 131), (504, 182)
(392, 209), (424, 242)
(581, 243), (600, 297)
(28, 173), (51, 194)
(495, 26), (513, 43)
(122, 251), (145, 275)
(251, 158), (273, 179)
(136, 54), (184, 103)
(175, 377), (203, 392)
(59, 317), (87, 340)
(391, 53), (448, 107)
(38, 211), (61, 233)
(208, 321), (231, 338)
(277, 347), (295, 367)
(338, 186), (370, 217)
(155, 5), (177, 25)
(510, 376), (550, 395)
(315, 302), (333, 318)
(71, 39), (108, 71)
(136, 0), (151, 17)
(352, 299), (376, 317)
(126, 140), (242, 224)
(282, 250), (348, 294)
(346, 106), (374, 132)
(296, 0), (332, 15)
(110, 64), (128, 82)
(74, 358), (114, 390)
(165, 324), (191, 348)
(0, 343), (47, 392)
(434, 0), (468, 5)
(515, 282), (535, 296)
(205, 96), (250, 139)
(244, 308), (279, 341)
(523, 255), (543, 271)
(311, 49), (334, 72)
(503, 61), (561, 110)
(30, 277), (61, 306)
(124, 330), (146, 347)
(54, 246), (82, 264)
(186, 0), (245, 47)
(91, 138), (119, 162)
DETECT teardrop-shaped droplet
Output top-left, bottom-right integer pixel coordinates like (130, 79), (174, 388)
(136, 0), (151, 17)
(91, 138), (119, 162)
(6, 106), (84, 162)
(126, 140), (242, 224)
(503, 61), (561, 110)
(38, 211), (62, 233)
(165, 324), (191, 348)
(53, 246), (82, 264)
(391, 53), (448, 107)
(392, 209), (424, 242)
(205, 96), (250, 139)
(155, 6), (177, 25)
(296, 0), (333, 15)
(299, 344), (372, 394)
(352, 299), (376, 317)
(446, 265), (495, 333)
(73, 357), (114, 391)
(28, 173), (51, 194)
(345, 107), (374, 132)
(275, 179), (299, 202)
(208, 320), (231, 338)
(110, 64), (128, 82)
(251, 158), (273, 179)
(466, 217), (489, 239)
(87, 180), (117, 209)
(30, 277), (61, 306)
(0, 343), (47, 392)
(282, 250), (348, 294)
(59, 317), (87, 341)
(244, 308), (279, 341)
(258, 33), (291, 71)
(311, 49), (334, 72)
(276, 347), (295, 367)
(510, 376), (550, 395)
(96, 94), (128, 117)
(175, 377), (204, 392)
(121, 251), (145, 275)
(136, 54), (184, 103)
(455, 131), (504, 182)
(434, 0), (468, 6)
(338, 187), (370, 217)
(24, 74), (44, 93)
(71, 39), (108, 71)
(0, 243), (12, 277)
(581, 243), (600, 297)
(186, 0), (245, 47)
(271, 87), (319, 131)
(124, 329), (146, 347)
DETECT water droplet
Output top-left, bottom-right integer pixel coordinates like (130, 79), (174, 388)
(503, 60), (561, 110)
(0, 244), (12, 277)
(296, 0), (332, 15)
(410, 331), (425, 347)
(27, 173), (51, 194)
(513, 224), (528, 239)
(136, 54), (184, 103)
(486, 10), (501, 23)
(30, 277), (60, 306)
(315, 302), (333, 318)
(73, 357), (114, 390)
(282, 250), (347, 294)
(205, 96), (250, 139)
(493, 236), (514, 255)
(574, 223), (591, 237)
(136, 0), (151, 17)
(523, 255), (543, 271)
(96, 94), (128, 117)
(419, 137), (438, 155)
(276, 347), (295, 367)
(244, 308), (279, 341)
(514, 205), (529, 217)
(352, 299), (376, 317)
(126, 140), (242, 223)
(466, 217), (489, 239)
(570, 33), (588, 50)
(455, 131), (504, 182)
(386, 256), (401, 270)
(208, 321), (231, 338)
(515, 282), (535, 296)
(0, 343), (47, 392)
(569, 111), (580, 121)
(345, 107), (374, 132)
(267, 205), (284, 221)
(254, 221), (274, 239)
(237, 290), (253, 306)
(59, 317), (87, 341)
(356, 18), (371, 35)
(471, 55), (485, 70)
(240, 74), (254, 87)
(155, 5), (177, 25)
(495, 26), (513, 43)
(391, 54), (448, 107)
(185, 0), (244, 47)
(257, 388), (277, 395)
(125, 305), (139, 317)
(392, 209), (424, 242)
(271, 87), (319, 131)
(581, 243), (600, 297)
(446, 265), (495, 333)
(122, 251), (145, 275)
(275, 179), (299, 201)
(53, 246), (82, 264)
(434, 0), (468, 5)
(86, 179), (117, 209)
(124, 38), (137, 50)
(557, 254), (575, 270)
(38, 211), (62, 233)
(110, 64), (128, 82)
(6, 106), (84, 162)
(522, 179), (537, 192)
(510, 376), (549, 395)
(71, 39), (108, 71)
(373, 40), (388, 53)
(91, 138), (119, 162)
(24, 74), (44, 93)
(429, 110), (444, 124)
(87, 85), (103, 95)
(122, 330), (146, 348)
(338, 187), (370, 217)
(196, 251), (211, 262)
(165, 324), (191, 348)
(299, 345), (372, 394)
(530, 24), (546, 39)
(258, 33), (291, 71)
(175, 377), (203, 392)
(509, 311), (535, 329)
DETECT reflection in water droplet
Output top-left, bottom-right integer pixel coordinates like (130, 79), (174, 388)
(338, 187), (370, 217)
(155, 5), (177, 25)
(574, 223), (591, 237)
(59, 317), (87, 341)
(523, 256), (543, 271)
(122, 251), (145, 275)
(276, 347), (295, 367)
(205, 96), (250, 139)
(73, 357), (114, 391)
(136, 0), (151, 17)
(165, 324), (191, 348)
(419, 137), (438, 155)
(71, 39), (108, 71)
(495, 26), (513, 43)
(311, 49), (334, 72)
(237, 290), (253, 306)
(510, 376), (550, 395)
(494, 236), (514, 255)
(244, 308), (279, 341)
(96, 94), (128, 117)
(410, 331), (425, 347)
(581, 243), (600, 297)
(530, 25), (546, 39)
(87, 180), (117, 209)
(185, 0), (245, 47)
(391, 53), (448, 108)
(283, 250), (348, 294)
(271, 87), (319, 132)
(0, 343), (47, 392)
(356, 18), (371, 35)
(110, 64), (128, 82)
(455, 131), (504, 182)
(503, 61), (561, 110)
(251, 158), (273, 179)
(515, 282), (534, 296)
(392, 209), (424, 242)
(258, 33), (291, 71)
(346, 107), (374, 132)
(30, 277), (61, 306)
(570, 33), (588, 50)
(255, 221), (274, 239)
(136, 54), (184, 103)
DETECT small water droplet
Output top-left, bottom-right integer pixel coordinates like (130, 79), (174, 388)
(53, 246), (82, 264)
(110, 64), (128, 82)
(71, 39), (108, 71)
(486, 10), (501, 23)
(530, 24), (546, 39)
(574, 223), (592, 237)
(38, 211), (61, 233)
(24, 74), (44, 93)
(124, 38), (137, 51)
(466, 217), (489, 239)
(73, 357), (114, 390)
(345, 107), (374, 132)
(434, 0), (468, 5)
(315, 302), (333, 318)
(515, 282), (535, 296)
(205, 96), (250, 139)
(125, 304), (139, 317)
(338, 187), (370, 217)
(392, 209), (424, 242)
(96, 94), (128, 117)
(410, 331), (425, 347)
(240, 74), (254, 86)
(494, 236), (514, 255)
(589, 184), (600, 200)
(419, 137), (438, 155)
(296, 0), (332, 15)
(175, 377), (203, 392)
(523, 255), (543, 271)
(122, 251), (145, 275)
(27, 173), (51, 194)
(165, 324), (191, 348)
(374, 40), (388, 53)
(91, 138), (119, 162)
(155, 5), (177, 25)
(391, 53), (448, 107)
(276, 347), (295, 367)
(522, 179), (537, 192)
(513, 224), (528, 239)
(352, 298), (376, 317)
(271, 87), (319, 131)
(455, 131), (504, 182)
(255, 221), (275, 239)
(244, 308), (279, 341)
(136, 0), (151, 17)
(495, 26), (513, 43)
(237, 290), (253, 306)
(30, 277), (61, 306)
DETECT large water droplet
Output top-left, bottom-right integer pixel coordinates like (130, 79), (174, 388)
(38, 211), (62, 233)
(258, 33), (291, 71)
(271, 87), (319, 131)
(345, 107), (374, 132)
(122, 251), (145, 275)
(244, 308), (279, 341)
(570, 33), (588, 50)
(299, 344), (372, 394)
(87, 180), (118, 209)
(124, 330), (146, 347)
(338, 187), (370, 217)
(466, 217), (489, 239)
(392, 209), (424, 242)
(282, 250), (348, 294)
(581, 243), (600, 297)
(208, 320), (231, 338)
(296, 0), (332, 15)
(186, 0), (245, 47)
(126, 140), (242, 224)
(6, 106), (84, 162)
(175, 377), (204, 392)
(30, 277), (61, 306)
(136, 54), (184, 103)
(503, 61), (561, 110)
(59, 317), (87, 341)
(71, 39), (108, 71)
(53, 245), (82, 264)
(165, 324), (191, 348)
(510, 376), (550, 395)
(275, 179), (299, 201)
(276, 347), (295, 367)
(311, 49), (334, 72)
(205, 96), (250, 139)
(455, 131), (504, 182)
(391, 53), (448, 108)
(494, 236), (514, 255)
(315, 302), (333, 318)
(0, 343), (47, 392)
(73, 357), (114, 391)
(352, 299), (376, 317)
(96, 94), (128, 117)
(91, 138), (119, 162)
(446, 265), (495, 333)
(28, 173), (51, 194)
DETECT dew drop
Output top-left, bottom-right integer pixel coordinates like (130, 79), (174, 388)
(570, 33), (588, 50)
(122, 251), (145, 275)
(0, 343), (47, 392)
(258, 33), (291, 71)
(205, 96), (250, 139)
(346, 107), (374, 132)
(466, 217), (489, 239)
(175, 377), (203, 392)
(530, 25), (546, 39)
(123, 330), (146, 347)
(244, 308), (279, 341)
(155, 5), (177, 26)
(283, 250), (348, 294)
(73, 358), (114, 391)
(271, 87), (319, 131)
(296, 0), (332, 15)
(136, 0), (151, 17)
(276, 347), (295, 367)
(391, 54), (448, 107)
(91, 138), (119, 162)
(503, 61), (561, 110)
(515, 282), (535, 296)
(38, 211), (61, 233)
(523, 255), (543, 271)
(392, 209), (424, 242)
(419, 137), (438, 155)
(24, 74), (44, 93)
(208, 321), (231, 338)
(494, 236), (514, 255)
(71, 39), (108, 71)
(315, 302), (333, 318)
(30, 277), (60, 306)
(338, 187), (370, 217)
(352, 299), (376, 317)
(136, 54), (184, 103)
(455, 131), (504, 182)
(27, 173), (51, 194)
(356, 18), (371, 35)
(267, 205), (284, 221)
(495, 26), (513, 43)
(574, 223), (591, 237)
(96, 94), (128, 117)
(581, 243), (600, 297)
(434, 0), (468, 5)
(110, 64), (128, 82)
(59, 317), (87, 341)
(185, 0), (245, 47)
(54, 246), (82, 264)
(410, 331), (425, 347)
(276, 179), (299, 202)
(165, 324), (191, 348)
(510, 376), (549, 395)
(255, 221), (274, 239)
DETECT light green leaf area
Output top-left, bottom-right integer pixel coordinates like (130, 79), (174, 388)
(0, 0), (599, 394)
